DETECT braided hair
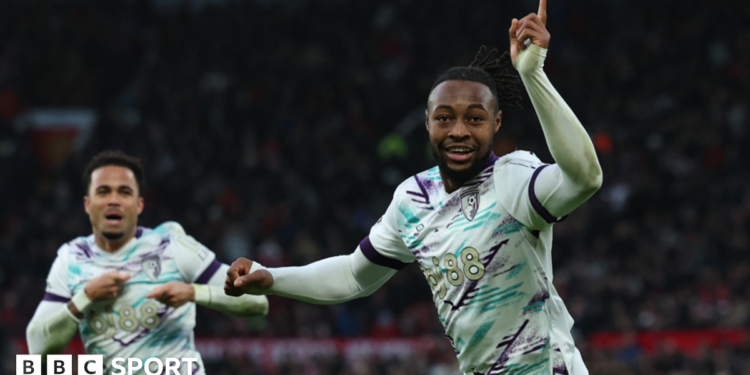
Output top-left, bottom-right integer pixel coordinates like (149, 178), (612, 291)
(431, 46), (524, 112)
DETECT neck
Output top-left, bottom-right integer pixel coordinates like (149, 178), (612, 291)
(441, 176), (463, 194)
(94, 227), (137, 252)
(440, 152), (497, 194)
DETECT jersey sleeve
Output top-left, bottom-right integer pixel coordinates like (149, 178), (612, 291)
(494, 151), (566, 231)
(43, 245), (72, 303)
(165, 222), (220, 284)
(360, 185), (416, 269)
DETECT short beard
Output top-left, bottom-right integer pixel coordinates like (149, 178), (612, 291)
(102, 231), (125, 240)
(433, 147), (492, 187)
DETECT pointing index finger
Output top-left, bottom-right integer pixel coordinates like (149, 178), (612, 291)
(146, 286), (164, 299)
(538, 0), (547, 26)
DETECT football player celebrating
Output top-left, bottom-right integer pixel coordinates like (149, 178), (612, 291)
(26, 151), (269, 375)
(226, 1), (599, 373)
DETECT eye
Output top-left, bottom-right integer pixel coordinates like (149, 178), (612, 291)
(470, 115), (484, 122)
(436, 115), (451, 122)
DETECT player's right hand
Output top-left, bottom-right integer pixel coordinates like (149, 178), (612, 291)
(509, 0), (550, 66)
(224, 257), (273, 296)
(84, 270), (131, 301)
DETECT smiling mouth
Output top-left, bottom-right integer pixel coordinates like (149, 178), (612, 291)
(444, 146), (475, 162)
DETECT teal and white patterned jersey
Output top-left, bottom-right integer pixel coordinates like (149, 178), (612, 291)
(43, 222), (221, 375)
(360, 151), (583, 375)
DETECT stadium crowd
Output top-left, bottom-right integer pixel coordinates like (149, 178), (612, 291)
(1, 0), (749, 373)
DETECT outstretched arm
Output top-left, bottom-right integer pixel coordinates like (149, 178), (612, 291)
(159, 226), (269, 317)
(510, 0), (603, 218)
(225, 246), (397, 304)
(195, 264), (269, 316)
(148, 264), (269, 317)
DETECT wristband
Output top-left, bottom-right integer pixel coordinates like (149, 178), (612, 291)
(70, 289), (92, 314)
(249, 261), (266, 273)
(193, 284), (211, 305)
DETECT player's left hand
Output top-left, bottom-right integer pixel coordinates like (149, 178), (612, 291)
(509, 0), (550, 64)
(146, 282), (195, 307)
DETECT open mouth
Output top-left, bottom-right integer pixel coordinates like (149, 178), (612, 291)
(444, 146), (475, 162)
(104, 212), (124, 225)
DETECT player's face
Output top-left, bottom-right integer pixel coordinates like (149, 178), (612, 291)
(426, 80), (501, 183)
(84, 166), (144, 243)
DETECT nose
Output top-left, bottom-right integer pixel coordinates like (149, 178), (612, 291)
(447, 119), (470, 140)
(106, 193), (122, 206)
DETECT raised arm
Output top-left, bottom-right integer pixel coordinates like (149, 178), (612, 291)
(224, 246), (397, 304)
(510, 0), (603, 218)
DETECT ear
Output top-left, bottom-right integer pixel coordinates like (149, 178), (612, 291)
(137, 197), (144, 215)
(84, 195), (90, 214)
(425, 109), (430, 131)
(494, 110), (503, 133)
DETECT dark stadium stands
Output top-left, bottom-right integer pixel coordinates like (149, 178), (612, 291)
(1, 0), (749, 373)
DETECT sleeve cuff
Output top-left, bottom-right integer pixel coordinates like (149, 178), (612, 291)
(529, 165), (567, 224)
(249, 261), (266, 273)
(359, 237), (410, 270)
(194, 259), (222, 284)
(43, 292), (71, 303)
(69, 289), (92, 318)
(527, 44), (548, 58)
(193, 284), (211, 305)
(515, 44), (548, 75)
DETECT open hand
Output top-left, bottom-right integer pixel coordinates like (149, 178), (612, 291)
(509, 0), (550, 64)
(146, 282), (195, 307)
(84, 270), (131, 302)
(224, 257), (274, 296)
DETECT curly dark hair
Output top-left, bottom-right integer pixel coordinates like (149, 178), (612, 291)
(431, 45), (524, 112)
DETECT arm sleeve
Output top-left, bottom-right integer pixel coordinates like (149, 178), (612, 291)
(26, 301), (81, 357)
(514, 44), (603, 220)
(44, 246), (72, 301)
(362, 185), (417, 266)
(193, 264), (269, 317)
(26, 247), (79, 356)
(168, 223), (219, 283)
(255, 188), (412, 304)
(265, 247), (397, 304)
(495, 153), (563, 230)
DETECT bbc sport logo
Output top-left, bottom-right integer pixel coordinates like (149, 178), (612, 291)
(16, 355), (198, 375)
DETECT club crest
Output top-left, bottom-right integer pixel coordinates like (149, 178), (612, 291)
(460, 189), (480, 221)
(141, 256), (162, 282)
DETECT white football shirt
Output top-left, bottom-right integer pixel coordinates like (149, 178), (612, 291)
(361, 151), (583, 375)
(43, 222), (221, 375)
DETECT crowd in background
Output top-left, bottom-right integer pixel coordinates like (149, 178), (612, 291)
(1, 0), (749, 373)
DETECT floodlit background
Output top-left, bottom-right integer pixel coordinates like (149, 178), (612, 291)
(1, 0), (749, 374)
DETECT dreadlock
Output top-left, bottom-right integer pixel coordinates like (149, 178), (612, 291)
(431, 45), (524, 112)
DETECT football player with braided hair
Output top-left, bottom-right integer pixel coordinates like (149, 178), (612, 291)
(227, 1), (599, 373)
